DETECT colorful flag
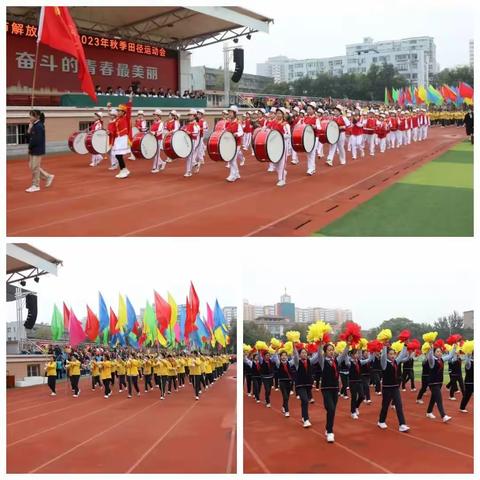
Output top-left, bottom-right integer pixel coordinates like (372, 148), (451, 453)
(37, 7), (97, 102)
(126, 296), (137, 334)
(427, 85), (444, 105)
(417, 85), (427, 103)
(98, 292), (109, 332)
(51, 304), (64, 341)
(167, 292), (177, 346)
(154, 290), (171, 333)
(69, 309), (86, 347)
(213, 300), (227, 348)
(195, 314), (211, 344)
(185, 282), (200, 338)
(85, 305), (100, 341)
(392, 88), (399, 103)
(459, 82), (473, 99)
(441, 84), (457, 102)
(142, 301), (157, 346)
(405, 87), (412, 104)
(109, 307), (119, 335)
(63, 302), (70, 330)
(128, 332), (139, 349)
(179, 303), (187, 342)
(116, 294), (127, 332)
(384, 87), (389, 105)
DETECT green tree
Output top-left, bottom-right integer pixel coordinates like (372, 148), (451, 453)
(433, 311), (465, 338)
(433, 66), (473, 88)
(227, 320), (237, 353)
(243, 321), (271, 346)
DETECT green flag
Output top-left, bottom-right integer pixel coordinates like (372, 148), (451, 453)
(51, 304), (64, 341)
(102, 328), (109, 345)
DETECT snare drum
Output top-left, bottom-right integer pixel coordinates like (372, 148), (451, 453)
(68, 131), (88, 155)
(291, 124), (315, 153)
(85, 129), (110, 155)
(131, 132), (158, 159)
(163, 130), (193, 159)
(253, 129), (285, 164)
(318, 120), (340, 144)
(207, 130), (237, 162)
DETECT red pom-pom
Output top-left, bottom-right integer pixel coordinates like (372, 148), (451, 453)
(322, 332), (331, 344)
(339, 322), (362, 347)
(446, 334), (462, 345)
(433, 339), (445, 350)
(295, 342), (305, 351)
(415, 348), (421, 356)
(407, 339), (420, 352)
(398, 329), (411, 343)
(306, 343), (318, 354)
(367, 339), (383, 353)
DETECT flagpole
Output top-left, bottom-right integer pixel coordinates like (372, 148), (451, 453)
(30, 41), (41, 108)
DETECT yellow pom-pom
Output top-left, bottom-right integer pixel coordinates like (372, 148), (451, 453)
(243, 344), (252, 354)
(255, 340), (269, 352)
(358, 338), (368, 350)
(377, 329), (392, 342)
(306, 321), (332, 343)
(267, 346), (276, 354)
(421, 342), (431, 354)
(335, 341), (347, 354)
(391, 340), (404, 353)
(444, 344), (453, 352)
(280, 341), (293, 356)
(270, 337), (282, 349)
(422, 331), (438, 343)
(286, 331), (301, 343)
(462, 340), (474, 355)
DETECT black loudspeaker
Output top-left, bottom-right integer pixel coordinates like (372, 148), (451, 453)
(24, 294), (38, 329)
(231, 48), (244, 83)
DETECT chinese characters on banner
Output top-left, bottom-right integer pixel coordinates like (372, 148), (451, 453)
(7, 22), (179, 93)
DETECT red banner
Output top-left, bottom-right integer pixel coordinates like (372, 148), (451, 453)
(7, 25), (179, 94)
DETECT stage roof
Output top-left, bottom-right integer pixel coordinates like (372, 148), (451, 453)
(7, 6), (273, 50)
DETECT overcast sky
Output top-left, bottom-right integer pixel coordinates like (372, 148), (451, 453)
(242, 238), (476, 329)
(7, 239), (240, 325)
(191, 0), (474, 74)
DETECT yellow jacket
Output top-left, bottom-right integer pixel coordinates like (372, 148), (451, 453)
(67, 359), (81, 376)
(176, 358), (186, 374)
(99, 360), (112, 380)
(126, 358), (140, 376)
(91, 360), (100, 376)
(188, 357), (202, 375)
(143, 359), (153, 375)
(166, 359), (177, 376)
(45, 361), (56, 376)
(116, 359), (126, 375)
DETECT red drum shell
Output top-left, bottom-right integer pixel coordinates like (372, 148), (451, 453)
(207, 130), (237, 162)
(130, 132), (158, 159)
(68, 131), (88, 154)
(318, 120), (340, 144)
(85, 130), (109, 155)
(163, 130), (193, 159)
(291, 124), (315, 153)
(253, 129), (285, 164)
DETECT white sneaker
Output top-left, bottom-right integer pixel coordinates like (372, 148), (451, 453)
(449, 397), (456, 401)
(247, 393), (252, 397)
(306, 169), (315, 176)
(275, 388), (279, 391)
(104, 395), (109, 399)
(89, 162), (95, 167)
(25, 185), (40, 193)
(73, 394), (78, 398)
(411, 388), (417, 392)
(351, 413), (359, 420)
(116, 168), (130, 179)
(291, 159), (299, 165)
(161, 396), (165, 400)
(266, 403), (271, 408)
(416, 399), (424, 404)
(184, 172), (192, 177)
(296, 395), (300, 399)
(442, 415), (452, 423)
(365, 399), (372, 404)
(267, 164), (275, 172)
(426, 413), (436, 419)
(325, 160), (333, 167)
(256, 400), (260, 404)
(50, 392), (56, 396)
(226, 175), (237, 182)
(195, 396), (199, 400)
(326, 433), (335, 443)
(309, 398), (315, 404)
(284, 412), (290, 417)
(276, 179), (286, 187)
(459, 409), (468, 413)
(375, 392), (382, 396)
(399, 424), (410, 432)
(108, 165), (118, 170)
(303, 419), (312, 428)
(402, 388), (407, 392)
(45, 175), (55, 187)
(355, 408), (359, 415)
(151, 168), (160, 173)
(377, 422), (387, 429)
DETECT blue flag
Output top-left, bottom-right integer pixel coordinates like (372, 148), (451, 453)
(126, 296), (137, 334)
(99, 292), (109, 331)
(179, 305), (186, 342)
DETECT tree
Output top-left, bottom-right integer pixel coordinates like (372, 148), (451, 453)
(243, 321), (271, 346)
(227, 320), (236, 353)
(433, 311), (464, 338)
(433, 66), (473, 88)
(281, 322), (309, 342)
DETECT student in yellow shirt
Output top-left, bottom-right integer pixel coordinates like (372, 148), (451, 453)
(126, 352), (141, 398)
(204, 356), (214, 387)
(45, 355), (57, 396)
(157, 354), (170, 400)
(110, 357), (117, 387)
(66, 353), (81, 397)
(91, 359), (101, 391)
(166, 355), (178, 394)
(116, 355), (127, 393)
(153, 355), (162, 390)
(99, 353), (113, 399)
(188, 353), (203, 400)
(143, 355), (153, 393)
(176, 356), (186, 388)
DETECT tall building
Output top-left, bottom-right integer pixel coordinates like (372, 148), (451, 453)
(257, 36), (437, 87)
(275, 288), (296, 322)
(469, 39), (474, 68)
(463, 310), (474, 329)
(222, 306), (237, 326)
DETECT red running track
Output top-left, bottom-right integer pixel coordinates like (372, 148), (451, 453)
(244, 384), (473, 474)
(7, 127), (463, 236)
(7, 364), (236, 473)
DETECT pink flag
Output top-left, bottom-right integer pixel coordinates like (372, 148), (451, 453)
(206, 303), (214, 330)
(69, 309), (86, 346)
(174, 322), (181, 342)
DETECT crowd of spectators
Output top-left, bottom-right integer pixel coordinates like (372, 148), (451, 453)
(94, 84), (206, 99)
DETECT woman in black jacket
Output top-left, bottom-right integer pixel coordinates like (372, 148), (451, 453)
(26, 110), (54, 192)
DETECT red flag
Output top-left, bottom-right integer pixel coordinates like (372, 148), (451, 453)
(404, 87), (412, 103)
(68, 309), (86, 347)
(109, 307), (119, 335)
(37, 7), (97, 102)
(85, 305), (99, 341)
(459, 82), (473, 99)
(387, 89), (393, 104)
(154, 290), (170, 333)
(414, 88), (423, 105)
(185, 282), (200, 338)
(63, 302), (70, 330)
(442, 85), (457, 102)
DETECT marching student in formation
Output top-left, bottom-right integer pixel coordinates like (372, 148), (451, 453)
(196, 109), (209, 166)
(107, 109), (119, 170)
(111, 92), (133, 179)
(150, 109), (166, 173)
(315, 108), (325, 159)
(242, 111), (253, 153)
(291, 343), (320, 428)
(225, 105), (244, 182)
(270, 107), (291, 187)
(416, 353), (431, 404)
(363, 110), (379, 156)
(360, 349), (372, 403)
(376, 114), (390, 154)
(188, 354), (203, 400)
(164, 110), (180, 162)
(99, 353), (113, 399)
(370, 350), (383, 396)
(350, 109), (365, 160)
(377, 344), (410, 432)
(244, 352), (263, 403)
(290, 107), (302, 165)
(388, 110), (399, 149)
(90, 357), (102, 390)
(459, 352), (473, 412)
(143, 355), (154, 392)
(400, 349), (416, 391)
(166, 354), (178, 393)
(303, 102), (320, 175)
(344, 348), (373, 419)
(258, 349), (275, 407)
(129, 110), (147, 161)
(116, 355), (127, 393)
(182, 109), (200, 177)
(244, 352), (253, 397)
(272, 350), (293, 417)
(317, 341), (349, 442)
(326, 105), (351, 166)
(89, 112), (104, 167)
(446, 348), (464, 400)
(66, 353), (82, 398)
(425, 342), (456, 422)
(126, 352), (141, 398)
(45, 355), (57, 396)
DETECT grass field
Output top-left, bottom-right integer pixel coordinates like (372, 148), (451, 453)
(316, 141), (473, 236)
